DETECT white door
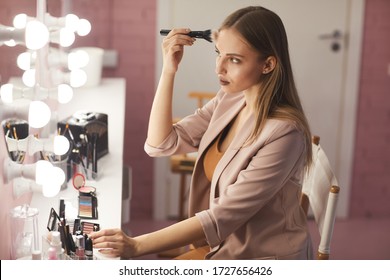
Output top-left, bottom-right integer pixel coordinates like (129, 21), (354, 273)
(154, 0), (365, 219)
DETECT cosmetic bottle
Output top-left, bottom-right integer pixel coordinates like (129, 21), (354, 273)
(75, 235), (85, 260)
(49, 231), (64, 259)
(47, 247), (58, 260)
(84, 235), (93, 259)
(32, 250), (42, 260)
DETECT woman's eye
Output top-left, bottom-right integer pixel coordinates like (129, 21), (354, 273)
(230, 57), (240, 64)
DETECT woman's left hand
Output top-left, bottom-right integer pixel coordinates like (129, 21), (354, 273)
(89, 228), (138, 259)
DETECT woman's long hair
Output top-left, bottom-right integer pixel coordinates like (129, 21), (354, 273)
(220, 6), (312, 169)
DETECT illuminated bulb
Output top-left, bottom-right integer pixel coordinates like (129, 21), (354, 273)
(53, 135), (70, 155)
(70, 69), (87, 87)
(68, 50), (89, 70)
(28, 101), (51, 128)
(4, 39), (17, 47)
(65, 14), (80, 31)
(0, 84), (14, 103)
(51, 28), (75, 47)
(35, 160), (53, 185)
(22, 69), (36, 87)
(42, 182), (61, 198)
(60, 27), (75, 47)
(17, 51), (36, 70)
(76, 19), (91, 36)
(25, 20), (49, 50)
(13, 13), (28, 29)
(57, 84), (73, 104)
(42, 166), (64, 197)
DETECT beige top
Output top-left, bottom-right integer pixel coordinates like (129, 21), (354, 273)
(203, 132), (225, 182)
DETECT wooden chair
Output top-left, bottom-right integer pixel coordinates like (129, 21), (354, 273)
(301, 136), (340, 260)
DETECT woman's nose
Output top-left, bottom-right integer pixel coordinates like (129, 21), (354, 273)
(215, 58), (226, 75)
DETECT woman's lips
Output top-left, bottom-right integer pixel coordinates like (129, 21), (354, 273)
(219, 78), (230, 86)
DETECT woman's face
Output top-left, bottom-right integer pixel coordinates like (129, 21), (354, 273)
(215, 28), (264, 94)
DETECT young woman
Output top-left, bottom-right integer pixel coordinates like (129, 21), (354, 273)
(90, 6), (313, 260)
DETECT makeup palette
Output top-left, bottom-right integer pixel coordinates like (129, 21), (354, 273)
(72, 173), (98, 219)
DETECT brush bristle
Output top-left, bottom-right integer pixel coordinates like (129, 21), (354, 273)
(203, 29), (213, 42)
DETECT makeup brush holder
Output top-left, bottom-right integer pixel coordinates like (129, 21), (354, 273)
(58, 111), (108, 180)
(2, 119), (29, 163)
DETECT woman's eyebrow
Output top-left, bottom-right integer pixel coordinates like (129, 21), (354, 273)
(215, 47), (244, 57)
(226, 53), (245, 57)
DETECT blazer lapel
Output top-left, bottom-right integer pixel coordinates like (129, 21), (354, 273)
(210, 114), (255, 198)
(198, 97), (246, 153)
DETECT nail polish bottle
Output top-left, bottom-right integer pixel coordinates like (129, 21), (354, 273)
(84, 235), (93, 259)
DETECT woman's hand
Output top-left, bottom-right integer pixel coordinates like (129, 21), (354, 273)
(89, 228), (137, 259)
(162, 28), (195, 74)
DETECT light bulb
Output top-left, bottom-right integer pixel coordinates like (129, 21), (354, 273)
(42, 182), (61, 198)
(65, 14), (80, 31)
(0, 84), (14, 103)
(59, 27), (75, 47)
(70, 69), (87, 87)
(68, 50), (89, 70)
(77, 19), (91, 36)
(57, 84), (73, 104)
(4, 40), (17, 47)
(17, 51), (35, 70)
(13, 13), (28, 29)
(22, 69), (36, 87)
(35, 160), (53, 185)
(41, 166), (64, 197)
(53, 135), (70, 155)
(25, 20), (49, 50)
(28, 100), (51, 128)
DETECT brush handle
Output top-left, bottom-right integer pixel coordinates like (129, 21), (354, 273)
(160, 29), (211, 40)
(91, 133), (98, 180)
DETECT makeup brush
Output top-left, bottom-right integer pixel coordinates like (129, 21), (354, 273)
(160, 29), (213, 43)
(85, 121), (107, 180)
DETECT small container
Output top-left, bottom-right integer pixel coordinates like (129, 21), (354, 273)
(47, 247), (58, 260)
(49, 231), (64, 259)
(9, 204), (39, 260)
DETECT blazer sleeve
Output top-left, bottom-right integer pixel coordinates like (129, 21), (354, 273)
(144, 90), (222, 157)
(196, 123), (306, 247)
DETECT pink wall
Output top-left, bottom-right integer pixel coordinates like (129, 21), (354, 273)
(350, 0), (390, 218)
(0, 0), (41, 261)
(1, 0), (390, 258)
(70, 0), (157, 220)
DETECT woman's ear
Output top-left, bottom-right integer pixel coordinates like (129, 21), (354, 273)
(262, 56), (276, 74)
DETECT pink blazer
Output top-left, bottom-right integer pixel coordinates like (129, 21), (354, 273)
(145, 90), (313, 259)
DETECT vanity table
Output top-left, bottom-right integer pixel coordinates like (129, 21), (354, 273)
(29, 78), (126, 242)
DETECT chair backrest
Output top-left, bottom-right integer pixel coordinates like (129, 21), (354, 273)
(301, 136), (340, 260)
(188, 91), (216, 108)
